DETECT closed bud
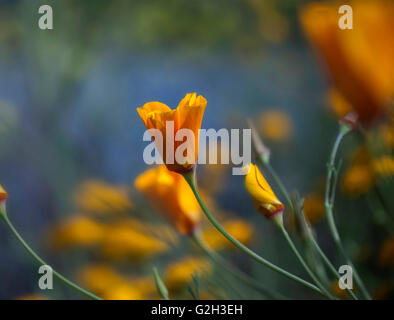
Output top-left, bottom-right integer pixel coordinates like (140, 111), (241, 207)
(0, 184), (8, 216)
(339, 111), (359, 133)
(243, 164), (284, 224)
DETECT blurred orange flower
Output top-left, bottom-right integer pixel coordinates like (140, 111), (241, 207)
(74, 180), (133, 216)
(301, 1), (394, 124)
(135, 165), (201, 235)
(79, 264), (154, 300)
(78, 264), (124, 295)
(99, 222), (168, 261)
(131, 276), (158, 299)
(48, 216), (105, 250)
(243, 163), (284, 220)
(342, 147), (375, 196)
(373, 156), (394, 178)
(137, 93), (207, 173)
(328, 89), (352, 119)
(302, 193), (325, 224)
(164, 256), (212, 291)
(379, 123), (394, 150)
(202, 219), (254, 250)
(101, 283), (144, 300)
(342, 165), (375, 197)
(259, 110), (293, 142)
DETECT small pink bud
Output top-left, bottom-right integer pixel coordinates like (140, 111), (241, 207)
(339, 111), (359, 132)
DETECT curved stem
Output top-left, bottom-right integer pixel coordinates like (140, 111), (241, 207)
(256, 128), (360, 300)
(182, 170), (328, 299)
(278, 225), (334, 299)
(192, 229), (287, 300)
(1, 212), (102, 300)
(152, 267), (169, 300)
(260, 157), (294, 214)
(325, 128), (371, 300)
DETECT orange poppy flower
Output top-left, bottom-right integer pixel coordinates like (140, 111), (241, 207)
(137, 93), (207, 173)
(134, 165), (201, 235)
(300, 1), (394, 124)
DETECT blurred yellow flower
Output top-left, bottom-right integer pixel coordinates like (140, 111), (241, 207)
(302, 193), (325, 224)
(328, 89), (353, 119)
(99, 223), (168, 261)
(48, 216), (105, 250)
(342, 165), (375, 197)
(135, 165), (201, 235)
(79, 264), (155, 300)
(379, 124), (394, 150)
(101, 283), (144, 300)
(243, 163), (284, 220)
(137, 92), (207, 173)
(342, 146), (375, 197)
(259, 110), (293, 142)
(74, 180), (133, 215)
(373, 156), (394, 178)
(132, 276), (158, 299)
(300, 1), (394, 124)
(378, 238), (394, 268)
(107, 217), (179, 245)
(78, 264), (125, 295)
(202, 219), (254, 250)
(164, 256), (212, 291)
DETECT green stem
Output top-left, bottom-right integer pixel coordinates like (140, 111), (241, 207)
(278, 224), (334, 299)
(256, 128), (359, 300)
(182, 170), (328, 299)
(192, 229), (287, 300)
(259, 156), (332, 285)
(325, 128), (371, 300)
(309, 237), (358, 300)
(1, 212), (102, 300)
(152, 267), (169, 300)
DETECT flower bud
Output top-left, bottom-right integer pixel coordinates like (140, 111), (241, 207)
(0, 184), (8, 215)
(339, 111), (359, 133)
(243, 163), (284, 224)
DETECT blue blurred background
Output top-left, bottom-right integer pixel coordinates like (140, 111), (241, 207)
(1, 0), (377, 300)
